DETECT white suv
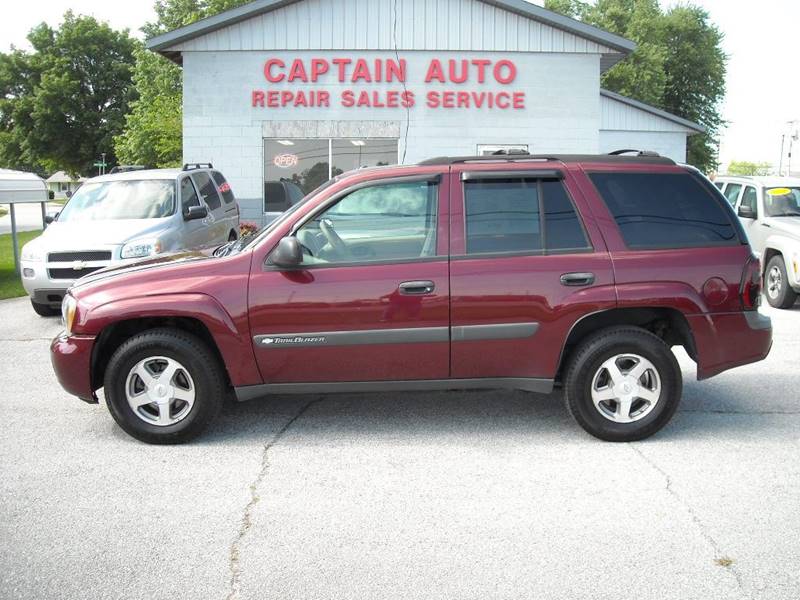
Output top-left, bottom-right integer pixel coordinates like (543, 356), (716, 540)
(714, 176), (800, 308)
(20, 164), (239, 316)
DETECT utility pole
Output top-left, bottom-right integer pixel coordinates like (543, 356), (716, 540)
(779, 134), (785, 176)
(101, 152), (107, 176)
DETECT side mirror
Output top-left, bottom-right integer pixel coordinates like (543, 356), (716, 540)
(48, 190), (55, 200)
(270, 237), (303, 268)
(44, 212), (59, 224)
(738, 205), (756, 219)
(184, 205), (208, 221)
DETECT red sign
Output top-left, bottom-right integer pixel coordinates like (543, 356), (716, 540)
(273, 153), (298, 168)
(252, 56), (526, 111)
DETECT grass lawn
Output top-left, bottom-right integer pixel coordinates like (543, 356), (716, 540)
(0, 229), (42, 300)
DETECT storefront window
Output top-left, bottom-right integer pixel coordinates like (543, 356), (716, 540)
(263, 138), (398, 213)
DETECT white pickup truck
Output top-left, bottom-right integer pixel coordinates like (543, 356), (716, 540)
(715, 176), (800, 308)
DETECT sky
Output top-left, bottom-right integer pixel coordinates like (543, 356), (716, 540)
(1, 0), (798, 173)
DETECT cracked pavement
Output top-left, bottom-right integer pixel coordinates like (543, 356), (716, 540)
(1, 295), (798, 600)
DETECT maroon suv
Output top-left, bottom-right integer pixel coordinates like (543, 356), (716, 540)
(51, 152), (772, 444)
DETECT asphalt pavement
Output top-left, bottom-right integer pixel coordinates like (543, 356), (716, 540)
(0, 295), (798, 600)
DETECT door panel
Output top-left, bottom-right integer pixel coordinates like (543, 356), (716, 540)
(448, 168), (615, 379)
(247, 175), (449, 384)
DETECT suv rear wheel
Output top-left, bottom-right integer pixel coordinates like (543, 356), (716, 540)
(765, 255), (797, 309)
(564, 327), (682, 442)
(103, 328), (226, 444)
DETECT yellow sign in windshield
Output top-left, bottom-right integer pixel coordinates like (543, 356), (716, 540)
(767, 187), (792, 196)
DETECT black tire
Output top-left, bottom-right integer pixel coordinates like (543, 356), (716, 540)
(30, 299), (60, 317)
(103, 328), (226, 444)
(765, 255), (797, 309)
(564, 326), (682, 442)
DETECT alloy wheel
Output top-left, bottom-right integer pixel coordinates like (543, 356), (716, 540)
(590, 353), (661, 424)
(125, 356), (196, 426)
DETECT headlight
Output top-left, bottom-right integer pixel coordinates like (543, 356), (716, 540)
(121, 239), (162, 259)
(61, 295), (77, 335)
(21, 243), (44, 262)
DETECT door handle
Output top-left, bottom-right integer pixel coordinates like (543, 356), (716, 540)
(398, 280), (435, 295)
(560, 272), (595, 286)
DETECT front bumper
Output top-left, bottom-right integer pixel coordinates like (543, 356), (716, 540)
(50, 332), (97, 403)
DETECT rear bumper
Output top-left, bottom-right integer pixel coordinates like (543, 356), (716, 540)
(50, 332), (97, 403)
(688, 309), (772, 380)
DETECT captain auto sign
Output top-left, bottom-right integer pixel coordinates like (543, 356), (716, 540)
(251, 56), (526, 110)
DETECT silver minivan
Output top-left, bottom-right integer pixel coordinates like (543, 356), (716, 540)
(20, 164), (239, 315)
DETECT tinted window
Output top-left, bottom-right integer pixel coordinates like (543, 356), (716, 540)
(741, 186), (758, 215)
(192, 172), (221, 211)
(723, 183), (742, 205)
(265, 181), (291, 212)
(180, 177), (200, 212)
(465, 180), (541, 254)
(714, 181), (724, 190)
(211, 171), (235, 204)
(542, 180), (590, 251)
(296, 181), (438, 264)
(464, 178), (589, 254)
(590, 172), (738, 249)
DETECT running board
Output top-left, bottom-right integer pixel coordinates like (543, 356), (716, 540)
(234, 377), (554, 402)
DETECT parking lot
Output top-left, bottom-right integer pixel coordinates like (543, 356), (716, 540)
(0, 295), (798, 600)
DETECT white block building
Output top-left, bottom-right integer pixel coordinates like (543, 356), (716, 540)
(148, 0), (704, 223)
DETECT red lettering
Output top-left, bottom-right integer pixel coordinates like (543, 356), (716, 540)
(386, 90), (399, 108)
(318, 90), (331, 107)
(495, 92), (510, 109)
(374, 59), (382, 82)
(513, 92), (525, 109)
(281, 91), (293, 106)
(267, 90), (279, 108)
(471, 59), (491, 83)
(425, 59), (446, 83)
(472, 92), (486, 108)
(449, 60), (469, 84)
(442, 91), (455, 108)
(287, 59), (308, 82)
(264, 59), (285, 83)
(494, 60), (516, 84)
(251, 90), (265, 107)
(401, 91), (415, 108)
(426, 91), (440, 108)
(457, 91), (470, 108)
(356, 91), (371, 107)
(294, 90), (308, 107)
(310, 58), (329, 81)
(386, 59), (406, 82)
(341, 90), (355, 107)
(351, 59), (372, 83)
(332, 58), (351, 82)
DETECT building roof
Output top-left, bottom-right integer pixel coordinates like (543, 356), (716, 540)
(147, 0), (636, 65)
(600, 89), (705, 134)
(45, 171), (87, 184)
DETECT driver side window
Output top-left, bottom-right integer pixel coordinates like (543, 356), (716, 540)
(296, 180), (438, 265)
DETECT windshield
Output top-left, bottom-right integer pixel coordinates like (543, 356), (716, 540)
(764, 187), (800, 218)
(58, 180), (176, 222)
(217, 177), (341, 256)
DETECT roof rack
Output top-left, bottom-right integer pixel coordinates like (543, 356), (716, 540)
(608, 149), (661, 157)
(109, 165), (147, 174)
(182, 163), (213, 171)
(418, 153), (675, 166)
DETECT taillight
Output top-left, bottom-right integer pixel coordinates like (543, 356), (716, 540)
(740, 256), (762, 310)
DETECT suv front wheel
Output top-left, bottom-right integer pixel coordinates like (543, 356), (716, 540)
(765, 255), (798, 309)
(564, 327), (682, 442)
(103, 328), (226, 444)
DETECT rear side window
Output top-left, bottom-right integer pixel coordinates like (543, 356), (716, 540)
(464, 178), (589, 255)
(589, 172), (738, 249)
(723, 183), (742, 205)
(192, 172), (221, 211)
(211, 171), (235, 204)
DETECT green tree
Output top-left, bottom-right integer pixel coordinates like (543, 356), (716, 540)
(115, 0), (248, 167)
(727, 160), (772, 176)
(545, 0), (726, 171)
(0, 12), (137, 176)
